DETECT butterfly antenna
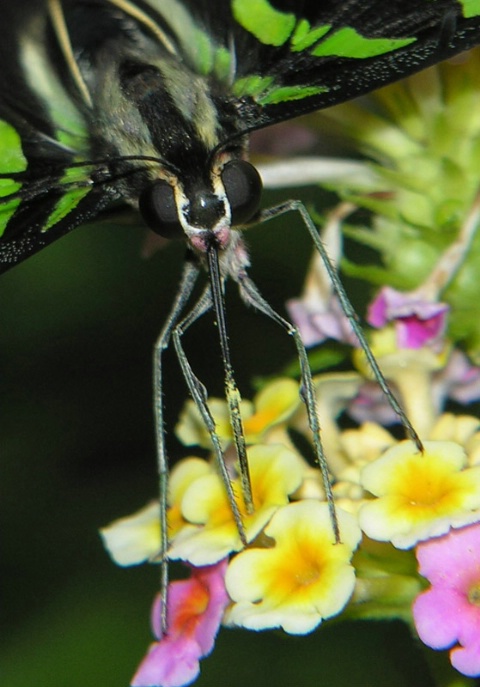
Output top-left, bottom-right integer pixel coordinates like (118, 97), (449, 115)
(260, 200), (423, 453)
(107, 0), (178, 55)
(0, 155), (180, 209)
(47, 0), (93, 108)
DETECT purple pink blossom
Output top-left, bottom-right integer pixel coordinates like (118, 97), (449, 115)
(367, 286), (448, 350)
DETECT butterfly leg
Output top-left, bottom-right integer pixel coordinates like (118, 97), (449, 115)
(258, 200), (423, 452)
(171, 281), (249, 543)
(154, 256), (247, 633)
(153, 255), (201, 634)
(234, 265), (340, 542)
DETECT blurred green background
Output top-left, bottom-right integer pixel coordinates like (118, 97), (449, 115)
(0, 185), (441, 687)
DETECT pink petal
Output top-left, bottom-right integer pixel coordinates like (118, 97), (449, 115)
(456, 602), (480, 647)
(413, 587), (464, 648)
(131, 637), (200, 687)
(190, 563), (230, 655)
(396, 313), (445, 348)
(132, 561), (229, 687)
(414, 525), (480, 678)
(286, 300), (331, 347)
(367, 289), (388, 328)
(287, 298), (357, 347)
(347, 381), (398, 426)
(451, 641), (480, 677)
(416, 525), (480, 589)
(433, 350), (480, 407)
(367, 286), (448, 349)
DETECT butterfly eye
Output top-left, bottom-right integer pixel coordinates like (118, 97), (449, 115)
(221, 160), (262, 225)
(139, 180), (184, 239)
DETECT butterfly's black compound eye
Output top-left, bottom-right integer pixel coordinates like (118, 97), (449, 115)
(139, 180), (184, 239)
(221, 160), (263, 225)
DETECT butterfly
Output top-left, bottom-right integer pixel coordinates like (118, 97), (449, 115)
(2, 0), (480, 626)
(2, 0), (480, 272)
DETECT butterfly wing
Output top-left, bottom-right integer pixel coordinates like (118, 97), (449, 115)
(1, 0), (480, 273)
(0, 2), (120, 272)
(143, 0), (480, 132)
(0, 106), (116, 271)
(0, 129), (114, 273)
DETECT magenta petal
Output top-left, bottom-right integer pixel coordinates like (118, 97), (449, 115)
(131, 637), (200, 687)
(417, 525), (480, 586)
(396, 313), (445, 348)
(132, 561), (229, 687)
(413, 587), (462, 648)
(192, 562), (229, 655)
(367, 286), (448, 349)
(451, 641), (480, 677)
(367, 290), (388, 328)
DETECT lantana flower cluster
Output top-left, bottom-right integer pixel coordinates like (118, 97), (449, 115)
(101, 50), (480, 686)
(102, 373), (480, 685)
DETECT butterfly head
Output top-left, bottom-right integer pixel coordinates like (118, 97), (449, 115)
(139, 157), (262, 254)
(85, 43), (263, 254)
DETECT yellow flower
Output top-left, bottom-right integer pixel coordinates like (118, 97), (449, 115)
(224, 501), (361, 634)
(359, 440), (480, 548)
(99, 457), (212, 566)
(175, 378), (300, 449)
(169, 444), (305, 565)
(100, 501), (161, 567)
(242, 378), (300, 443)
(175, 398), (252, 449)
(429, 413), (480, 458)
(168, 457), (214, 538)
